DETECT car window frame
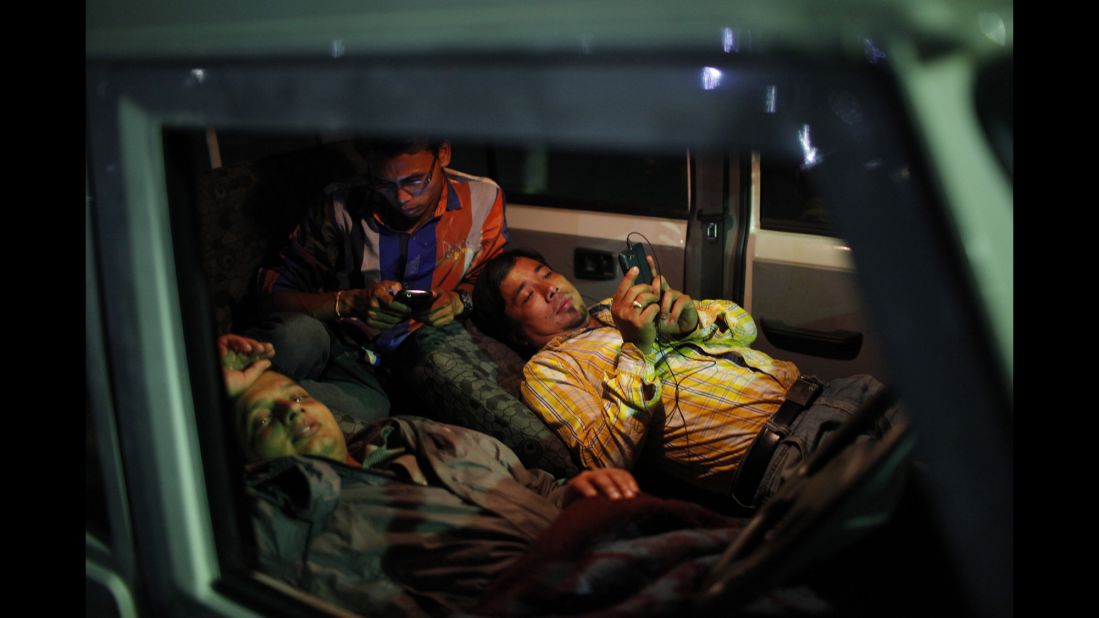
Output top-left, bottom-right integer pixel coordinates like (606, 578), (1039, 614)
(86, 48), (1011, 617)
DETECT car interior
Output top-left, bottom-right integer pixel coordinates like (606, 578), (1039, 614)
(86, 31), (1012, 617)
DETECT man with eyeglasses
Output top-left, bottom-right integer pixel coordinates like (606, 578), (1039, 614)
(251, 137), (508, 421)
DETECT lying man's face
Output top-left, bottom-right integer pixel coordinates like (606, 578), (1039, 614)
(234, 371), (349, 463)
(500, 256), (589, 348)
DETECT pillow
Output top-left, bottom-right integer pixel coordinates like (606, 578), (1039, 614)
(395, 320), (580, 479)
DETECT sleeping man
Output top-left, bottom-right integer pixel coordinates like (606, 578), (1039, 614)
(219, 334), (744, 617)
(470, 249), (901, 509)
(222, 334), (634, 494)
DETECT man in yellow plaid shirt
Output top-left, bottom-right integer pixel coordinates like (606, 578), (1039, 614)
(473, 249), (899, 507)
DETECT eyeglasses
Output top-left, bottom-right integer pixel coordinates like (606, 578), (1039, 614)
(368, 153), (439, 197)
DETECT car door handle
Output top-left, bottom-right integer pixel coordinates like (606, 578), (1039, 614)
(759, 318), (863, 360)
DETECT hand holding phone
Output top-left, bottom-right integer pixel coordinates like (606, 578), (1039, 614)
(612, 243), (661, 354)
(394, 288), (435, 310)
(351, 281), (409, 329)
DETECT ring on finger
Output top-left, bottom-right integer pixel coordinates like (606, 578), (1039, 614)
(632, 300), (644, 309)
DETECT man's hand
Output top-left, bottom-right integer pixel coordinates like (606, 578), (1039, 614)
(651, 258), (698, 340)
(218, 334), (275, 398)
(563, 468), (640, 506)
(611, 258), (662, 354)
(655, 287), (699, 340)
(425, 289), (464, 327)
(342, 281), (410, 329)
(615, 256), (699, 343)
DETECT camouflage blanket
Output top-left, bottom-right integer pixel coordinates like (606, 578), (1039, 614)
(469, 494), (748, 617)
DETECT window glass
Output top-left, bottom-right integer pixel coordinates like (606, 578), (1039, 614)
(216, 131), (323, 168)
(453, 144), (689, 219)
(759, 158), (835, 236)
(446, 143), (493, 178)
(86, 384), (111, 545)
(975, 56), (1013, 183)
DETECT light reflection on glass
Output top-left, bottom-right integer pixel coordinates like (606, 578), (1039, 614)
(331, 39), (346, 58)
(890, 166), (911, 183)
(798, 124), (820, 169)
(765, 85), (777, 113)
(701, 67), (723, 90)
(863, 38), (887, 64)
(190, 68), (206, 83)
(978, 13), (1007, 46)
(722, 27), (735, 53)
(580, 33), (594, 55)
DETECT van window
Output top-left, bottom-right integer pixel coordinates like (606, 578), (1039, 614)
(759, 158), (834, 236)
(452, 144), (689, 219)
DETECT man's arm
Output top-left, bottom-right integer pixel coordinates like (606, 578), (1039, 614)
(263, 285), (411, 330)
(256, 199), (411, 329)
(255, 198), (343, 307)
(521, 344), (662, 471)
(561, 469), (640, 505)
(637, 255), (756, 347)
(675, 298), (759, 346)
(258, 290), (341, 321)
(424, 183), (508, 326)
(464, 185), (509, 285)
(420, 415), (638, 511)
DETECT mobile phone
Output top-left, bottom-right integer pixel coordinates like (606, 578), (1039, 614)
(394, 289), (435, 312)
(617, 243), (653, 285)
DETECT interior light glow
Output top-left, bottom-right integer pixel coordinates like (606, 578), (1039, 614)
(798, 124), (820, 168)
(701, 67), (723, 90)
(580, 33), (594, 55)
(978, 13), (1007, 46)
(863, 38), (887, 64)
(722, 27), (735, 53)
(765, 85), (777, 113)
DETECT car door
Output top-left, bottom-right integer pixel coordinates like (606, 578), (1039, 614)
(736, 153), (890, 382)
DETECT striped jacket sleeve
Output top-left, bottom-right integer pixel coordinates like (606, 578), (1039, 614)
(256, 197), (354, 296)
(462, 183), (509, 286)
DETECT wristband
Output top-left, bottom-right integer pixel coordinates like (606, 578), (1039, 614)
(335, 290), (345, 319)
(455, 288), (473, 318)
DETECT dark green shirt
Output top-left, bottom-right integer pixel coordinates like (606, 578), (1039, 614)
(246, 416), (569, 616)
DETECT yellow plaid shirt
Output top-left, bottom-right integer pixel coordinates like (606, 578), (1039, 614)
(521, 299), (799, 494)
